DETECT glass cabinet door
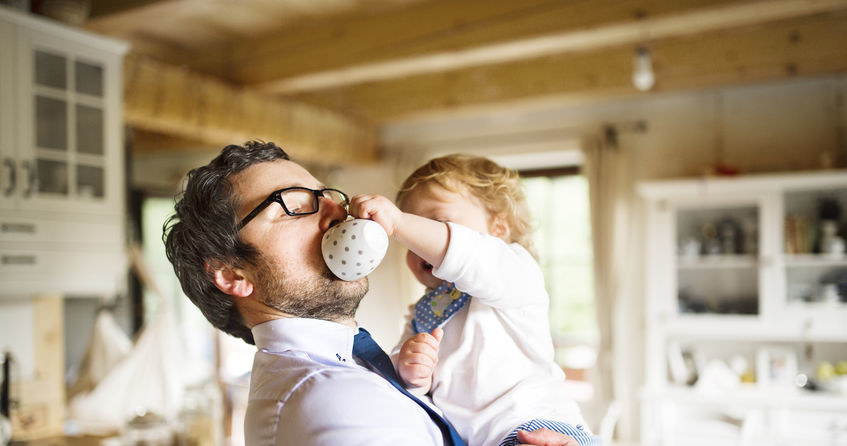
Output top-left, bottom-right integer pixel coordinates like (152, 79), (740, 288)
(0, 20), (15, 211)
(17, 29), (113, 213)
(674, 205), (761, 317)
(32, 48), (106, 202)
(783, 188), (847, 307)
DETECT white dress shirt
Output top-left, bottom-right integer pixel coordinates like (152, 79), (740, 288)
(245, 317), (445, 446)
(392, 223), (588, 446)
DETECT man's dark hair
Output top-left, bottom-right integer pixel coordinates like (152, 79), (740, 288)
(163, 141), (290, 345)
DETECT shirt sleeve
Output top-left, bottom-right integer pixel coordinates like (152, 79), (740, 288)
(432, 222), (547, 309)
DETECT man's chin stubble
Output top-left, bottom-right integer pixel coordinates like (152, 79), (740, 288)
(253, 252), (369, 321)
(263, 274), (368, 321)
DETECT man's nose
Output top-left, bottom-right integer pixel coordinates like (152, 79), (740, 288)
(318, 197), (348, 232)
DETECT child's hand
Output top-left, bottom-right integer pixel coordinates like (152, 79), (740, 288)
(349, 194), (403, 237)
(397, 327), (443, 391)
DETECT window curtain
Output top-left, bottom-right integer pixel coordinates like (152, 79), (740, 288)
(582, 137), (643, 441)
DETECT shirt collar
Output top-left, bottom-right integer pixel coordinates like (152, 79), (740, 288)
(251, 318), (357, 364)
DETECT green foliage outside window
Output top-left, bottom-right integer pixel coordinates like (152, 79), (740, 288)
(523, 175), (598, 344)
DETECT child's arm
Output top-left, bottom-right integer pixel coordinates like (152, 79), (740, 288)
(349, 194), (449, 270)
(350, 193), (544, 309)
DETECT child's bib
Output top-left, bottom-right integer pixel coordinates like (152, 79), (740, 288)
(412, 281), (471, 334)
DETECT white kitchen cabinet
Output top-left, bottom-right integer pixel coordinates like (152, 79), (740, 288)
(639, 170), (847, 446)
(1, 16), (14, 211)
(0, 6), (129, 297)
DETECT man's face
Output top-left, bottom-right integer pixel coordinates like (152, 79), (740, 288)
(231, 160), (368, 321)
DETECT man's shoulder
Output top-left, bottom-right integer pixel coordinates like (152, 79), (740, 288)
(246, 352), (444, 446)
(249, 350), (391, 402)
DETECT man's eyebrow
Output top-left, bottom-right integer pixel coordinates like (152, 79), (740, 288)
(270, 183), (323, 191)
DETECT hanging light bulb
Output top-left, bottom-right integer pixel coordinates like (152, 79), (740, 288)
(632, 46), (655, 91)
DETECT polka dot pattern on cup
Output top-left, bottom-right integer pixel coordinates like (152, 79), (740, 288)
(321, 219), (389, 281)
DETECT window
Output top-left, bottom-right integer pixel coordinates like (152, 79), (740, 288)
(141, 197), (256, 378)
(141, 196), (249, 445)
(522, 169), (598, 396)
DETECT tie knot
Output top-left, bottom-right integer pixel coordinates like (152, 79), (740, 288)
(352, 328), (396, 378)
(354, 327), (371, 341)
(353, 328), (374, 353)
(353, 328), (384, 363)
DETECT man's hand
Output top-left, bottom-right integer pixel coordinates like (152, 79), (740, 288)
(396, 327), (443, 393)
(516, 428), (579, 446)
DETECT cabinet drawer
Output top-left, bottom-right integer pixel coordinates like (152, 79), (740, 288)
(776, 304), (847, 340)
(774, 408), (847, 440)
(0, 247), (126, 296)
(0, 217), (122, 246)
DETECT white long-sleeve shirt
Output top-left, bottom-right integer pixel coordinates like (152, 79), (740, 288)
(246, 318), (445, 446)
(392, 222), (587, 446)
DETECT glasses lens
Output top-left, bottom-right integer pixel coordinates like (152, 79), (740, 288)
(323, 189), (349, 208)
(280, 189), (318, 215)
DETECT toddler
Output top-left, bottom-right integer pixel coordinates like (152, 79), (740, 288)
(349, 154), (600, 446)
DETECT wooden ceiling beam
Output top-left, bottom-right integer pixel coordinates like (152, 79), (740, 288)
(89, 0), (170, 19)
(123, 55), (378, 165)
(290, 11), (847, 122)
(228, 0), (847, 93)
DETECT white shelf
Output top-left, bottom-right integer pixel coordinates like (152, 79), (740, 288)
(786, 300), (847, 310)
(677, 255), (758, 270)
(665, 317), (756, 337)
(784, 254), (847, 268)
(663, 322), (847, 343)
(645, 385), (847, 412)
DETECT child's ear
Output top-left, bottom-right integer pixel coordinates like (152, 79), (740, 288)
(206, 261), (254, 298)
(489, 214), (511, 241)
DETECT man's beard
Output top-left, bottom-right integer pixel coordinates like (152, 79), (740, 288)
(252, 252), (368, 322)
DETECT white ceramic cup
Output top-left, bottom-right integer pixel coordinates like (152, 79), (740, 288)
(321, 219), (389, 281)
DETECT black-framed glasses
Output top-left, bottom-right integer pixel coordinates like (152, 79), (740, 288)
(237, 187), (349, 230)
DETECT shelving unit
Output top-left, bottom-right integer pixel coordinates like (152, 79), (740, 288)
(638, 170), (847, 446)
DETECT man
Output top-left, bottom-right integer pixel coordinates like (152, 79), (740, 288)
(164, 141), (579, 446)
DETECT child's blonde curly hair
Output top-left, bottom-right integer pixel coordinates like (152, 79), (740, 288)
(396, 154), (536, 258)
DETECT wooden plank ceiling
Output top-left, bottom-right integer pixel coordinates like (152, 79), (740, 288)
(84, 0), (847, 163)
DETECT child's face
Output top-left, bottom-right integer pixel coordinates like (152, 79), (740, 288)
(400, 184), (497, 289)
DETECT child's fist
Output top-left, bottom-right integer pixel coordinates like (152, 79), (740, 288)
(397, 327), (443, 391)
(349, 194), (403, 237)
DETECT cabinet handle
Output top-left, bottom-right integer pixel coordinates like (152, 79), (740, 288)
(21, 160), (35, 198)
(2, 158), (14, 197)
(1, 222), (36, 234)
(1, 254), (37, 265)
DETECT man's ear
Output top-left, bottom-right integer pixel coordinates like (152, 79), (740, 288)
(206, 261), (254, 298)
(489, 213), (511, 242)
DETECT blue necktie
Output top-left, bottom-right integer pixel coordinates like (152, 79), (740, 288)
(353, 328), (466, 446)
